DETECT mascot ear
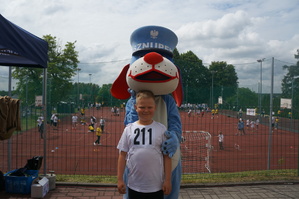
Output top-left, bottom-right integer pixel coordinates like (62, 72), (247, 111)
(111, 64), (130, 99)
(172, 66), (183, 107)
(172, 75), (183, 107)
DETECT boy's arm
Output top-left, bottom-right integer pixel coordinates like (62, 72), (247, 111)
(117, 151), (127, 194)
(162, 155), (172, 195)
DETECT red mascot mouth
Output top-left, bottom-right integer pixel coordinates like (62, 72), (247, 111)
(128, 70), (178, 83)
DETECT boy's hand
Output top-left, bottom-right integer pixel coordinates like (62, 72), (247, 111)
(117, 180), (126, 194)
(162, 180), (172, 195)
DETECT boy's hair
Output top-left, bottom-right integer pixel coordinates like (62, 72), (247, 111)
(135, 90), (155, 103)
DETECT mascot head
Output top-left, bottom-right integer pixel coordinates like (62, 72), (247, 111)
(111, 25), (183, 106)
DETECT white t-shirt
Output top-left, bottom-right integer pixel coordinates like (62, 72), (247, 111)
(117, 121), (167, 193)
(218, 134), (224, 142)
(37, 117), (43, 126)
(100, 118), (105, 125)
(53, 116), (58, 123)
(72, 115), (78, 123)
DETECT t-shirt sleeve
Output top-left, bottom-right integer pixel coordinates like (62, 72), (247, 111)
(117, 127), (129, 152)
(160, 123), (167, 144)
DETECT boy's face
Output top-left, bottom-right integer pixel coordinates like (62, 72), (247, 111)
(135, 97), (156, 124)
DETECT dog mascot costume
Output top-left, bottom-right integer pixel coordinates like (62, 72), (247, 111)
(111, 25), (183, 199)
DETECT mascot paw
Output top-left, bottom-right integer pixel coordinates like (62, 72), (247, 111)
(128, 88), (136, 97)
(162, 131), (179, 158)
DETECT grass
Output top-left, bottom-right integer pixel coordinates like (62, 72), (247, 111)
(55, 169), (298, 185)
(56, 175), (117, 184)
(181, 169), (298, 184)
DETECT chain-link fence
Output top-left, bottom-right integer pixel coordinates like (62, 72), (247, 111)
(1, 57), (298, 183)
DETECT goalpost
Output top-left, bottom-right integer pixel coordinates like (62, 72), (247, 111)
(181, 131), (212, 174)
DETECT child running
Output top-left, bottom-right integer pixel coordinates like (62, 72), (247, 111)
(117, 90), (172, 199)
(94, 126), (102, 145)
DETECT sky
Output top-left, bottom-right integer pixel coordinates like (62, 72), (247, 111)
(1, 0), (299, 94)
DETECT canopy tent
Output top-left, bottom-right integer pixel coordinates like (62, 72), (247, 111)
(0, 14), (48, 68)
(0, 14), (48, 174)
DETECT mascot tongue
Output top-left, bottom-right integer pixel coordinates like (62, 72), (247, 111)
(136, 71), (170, 81)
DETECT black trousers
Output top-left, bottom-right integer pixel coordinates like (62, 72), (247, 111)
(128, 188), (163, 199)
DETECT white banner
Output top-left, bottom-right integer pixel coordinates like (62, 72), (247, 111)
(246, 108), (255, 116)
(280, 98), (291, 109)
(218, 96), (223, 104)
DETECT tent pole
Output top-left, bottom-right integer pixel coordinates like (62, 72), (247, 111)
(7, 66), (12, 171)
(43, 68), (47, 175)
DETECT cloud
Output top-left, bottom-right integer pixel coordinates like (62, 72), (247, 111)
(176, 10), (264, 62)
(0, 0), (298, 93)
(178, 11), (251, 40)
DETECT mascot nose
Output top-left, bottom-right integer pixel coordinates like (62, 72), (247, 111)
(144, 52), (164, 65)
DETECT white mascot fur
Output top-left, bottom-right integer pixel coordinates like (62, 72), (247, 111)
(111, 25), (183, 199)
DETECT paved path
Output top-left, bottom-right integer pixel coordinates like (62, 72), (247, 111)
(1, 182), (299, 199)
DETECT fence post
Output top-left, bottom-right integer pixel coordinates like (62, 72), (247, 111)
(7, 66), (12, 171)
(267, 57), (274, 170)
(43, 68), (47, 175)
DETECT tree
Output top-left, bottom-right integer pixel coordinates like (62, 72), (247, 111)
(45, 35), (79, 105)
(98, 84), (112, 106)
(209, 61), (238, 107)
(70, 82), (100, 107)
(173, 50), (239, 107)
(226, 87), (257, 110)
(98, 84), (126, 107)
(174, 50), (210, 104)
(281, 50), (299, 98)
(281, 50), (299, 118)
(12, 34), (79, 108)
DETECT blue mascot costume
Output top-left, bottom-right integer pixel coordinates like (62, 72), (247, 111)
(111, 25), (183, 199)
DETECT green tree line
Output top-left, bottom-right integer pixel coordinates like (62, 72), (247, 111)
(2, 35), (298, 118)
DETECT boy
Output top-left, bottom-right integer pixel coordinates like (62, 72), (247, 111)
(90, 116), (97, 127)
(94, 126), (102, 145)
(99, 117), (105, 131)
(88, 124), (94, 133)
(117, 90), (172, 199)
(37, 116), (44, 139)
(72, 114), (78, 129)
(218, 132), (224, 150)
(53, 114), (59, 130)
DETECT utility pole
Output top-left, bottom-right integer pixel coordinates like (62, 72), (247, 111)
(257, 58), (265, 120)
(295, 49), (299, 59)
